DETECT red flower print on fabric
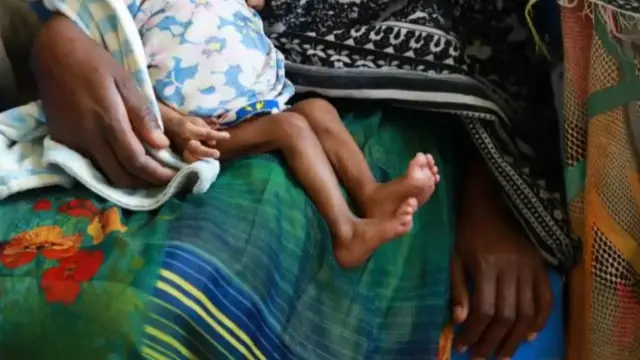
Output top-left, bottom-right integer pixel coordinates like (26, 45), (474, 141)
(57, 199), (100, 219)
(32, 199), (53, 211)
(40, 250), (105, 305)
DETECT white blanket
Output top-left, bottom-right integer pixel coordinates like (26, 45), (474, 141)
(0, 0), (220, 210)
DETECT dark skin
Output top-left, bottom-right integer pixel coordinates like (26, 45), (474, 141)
(32, 12), (553, 358)
(452, 154), (553, 360)
(155, 0), (440, 268)
(160, 99), (439, 268)
(32, 15), (176, 188)
(34, 11), (439, 270)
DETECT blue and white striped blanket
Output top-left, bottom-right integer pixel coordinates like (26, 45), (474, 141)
(0, 0), (220, 210)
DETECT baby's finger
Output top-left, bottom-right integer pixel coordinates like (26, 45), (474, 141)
(190, 116), (221, 130)
(186, 140), (220, 159)
(207, 130), (230, 141)
(184, 122), (220, 141)
(205, 118), (221, 128)
(183, 149), (199, 164)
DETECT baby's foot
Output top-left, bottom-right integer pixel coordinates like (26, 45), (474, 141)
(362, 153), (439, 218)
(333, 198), (417, 268)
(407, 152), (439, 205)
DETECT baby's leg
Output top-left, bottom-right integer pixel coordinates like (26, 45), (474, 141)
(216, 112), (416, 268)
(290, 99), (439, 219)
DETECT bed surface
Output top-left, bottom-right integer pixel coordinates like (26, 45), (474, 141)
(0, 105), (459, 359)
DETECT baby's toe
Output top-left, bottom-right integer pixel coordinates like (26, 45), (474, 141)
(398, 197), (417, 216)
(425, 153), (435, 166)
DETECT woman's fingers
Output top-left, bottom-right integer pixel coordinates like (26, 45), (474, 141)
(450, 254), (469, 324)
(454, 265), (496, 353)
(90, 138), (145, 188)
(116, 74), (170, 149)
(471, 270), (518, 359)
(107, 131), (174, 187)
(495, 271), (535, 359)
(531, 270), (554, 336)
(101, 83), (175, 186)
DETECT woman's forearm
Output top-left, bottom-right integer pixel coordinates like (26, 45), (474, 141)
(459, 149), (528, 241)
(31, 14), (85, 76)
(458, 150), (501, 219)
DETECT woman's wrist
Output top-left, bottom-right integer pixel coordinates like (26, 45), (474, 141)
(461, 151), (530, 238)
(458, 152), (501, 218)
(31, 14), (77, 73)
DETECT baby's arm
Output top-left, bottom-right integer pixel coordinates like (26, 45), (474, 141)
(158, 102), (230, 163)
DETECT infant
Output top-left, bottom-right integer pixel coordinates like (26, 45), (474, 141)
(139, 0), (439, 268)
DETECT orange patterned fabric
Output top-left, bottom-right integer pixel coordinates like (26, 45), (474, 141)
(562, 1), (640, 358)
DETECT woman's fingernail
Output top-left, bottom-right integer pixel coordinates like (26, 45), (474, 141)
(151, 131), (170, 147)
(454, 306), (467, 321)
(527, 332), (538, 341)
(457, 346), (467, 353)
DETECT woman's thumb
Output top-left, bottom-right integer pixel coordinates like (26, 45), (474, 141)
(450, 253), (469, 324)
(116, 75), (169, 149)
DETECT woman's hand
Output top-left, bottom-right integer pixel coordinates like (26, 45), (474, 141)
(450, 157), (553, 359)
(32, 15), (176, 188)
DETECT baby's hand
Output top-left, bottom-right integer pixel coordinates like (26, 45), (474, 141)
(160, 104), (230, 163)
(173, 117), (230, 163)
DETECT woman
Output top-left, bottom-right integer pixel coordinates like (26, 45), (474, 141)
(0, 1), (562, 359)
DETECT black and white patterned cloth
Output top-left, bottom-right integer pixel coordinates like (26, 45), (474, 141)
(593, 0), (640, 14)
(262, 0), (579, 271)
